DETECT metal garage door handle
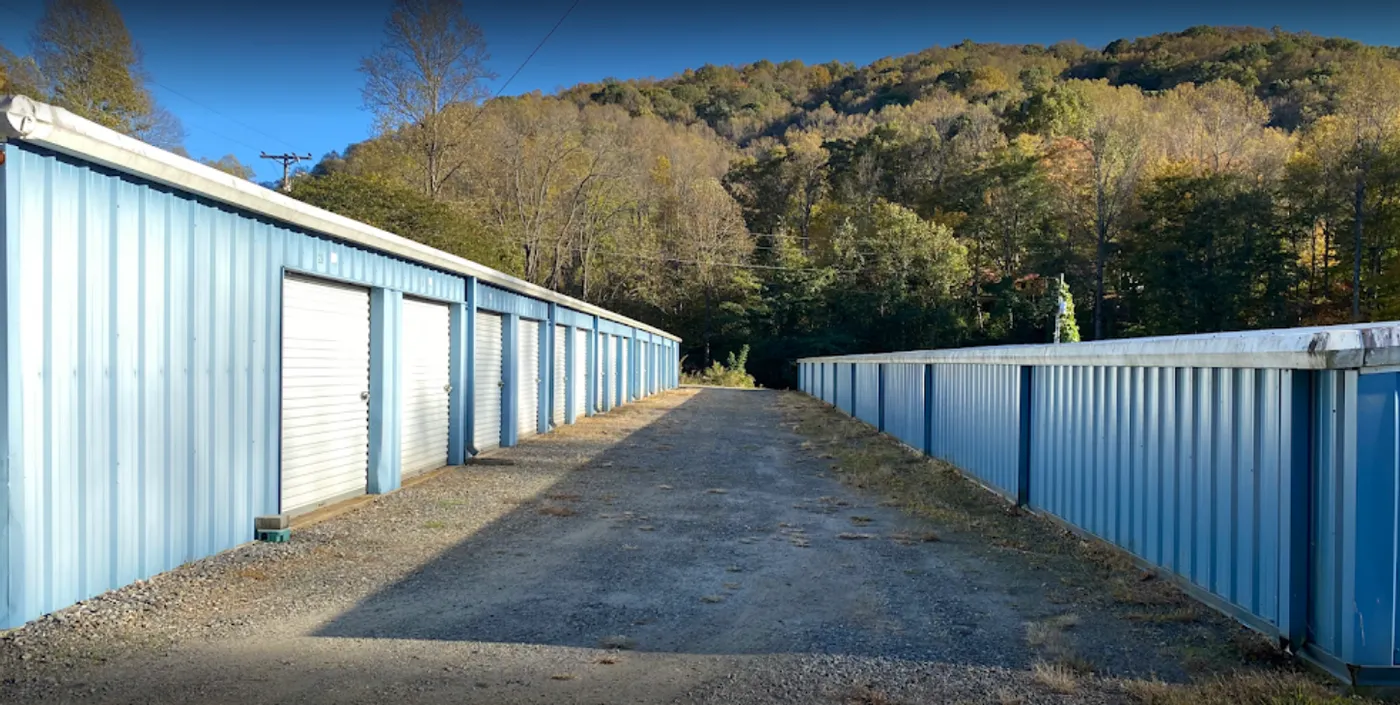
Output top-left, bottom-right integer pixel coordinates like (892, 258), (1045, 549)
(443, 384), (452, 393)
(360, 391), (370, 402)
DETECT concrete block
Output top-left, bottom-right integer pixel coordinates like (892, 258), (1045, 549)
(254, 514), (289, 531)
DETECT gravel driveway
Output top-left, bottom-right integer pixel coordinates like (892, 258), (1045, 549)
(0, 388), (1350, 704)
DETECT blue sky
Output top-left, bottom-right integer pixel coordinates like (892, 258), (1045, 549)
(1, 0), (1398, 181)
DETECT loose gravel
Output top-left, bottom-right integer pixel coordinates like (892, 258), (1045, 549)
(0, 388), (1350, 704)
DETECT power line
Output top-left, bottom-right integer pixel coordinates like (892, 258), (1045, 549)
(462, 0), (580, 133)
(145, 79), (301, 153)
(0, 0), (300, 162)
(493, 0), (580, 98)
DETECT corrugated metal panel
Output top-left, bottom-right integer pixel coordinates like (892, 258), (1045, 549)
(799, 322), (1400, 371)
(598, 319), (635, 337)
(854, 364), (880, 426)
(554, 306), (593, 329)
(929, 364), (1023, 498)
(836, 364), (853, 415)
(1308, 369), (1396, 667)
(477, 284), (547, 319)
(882, 364), (925, 451)
(0, 143), (681, 631)
(0, 145), (464, 629)
(1031, 365), (1292, 633)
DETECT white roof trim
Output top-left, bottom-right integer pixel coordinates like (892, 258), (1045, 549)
(0, 95), (679, 342)
(799, 322), (1400, 370)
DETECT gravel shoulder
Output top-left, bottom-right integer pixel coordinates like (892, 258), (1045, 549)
(0, 388), (1371, 705)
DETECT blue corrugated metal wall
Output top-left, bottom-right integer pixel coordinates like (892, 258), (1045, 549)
(929, 364), (1024, 499)
(1308, 369), (1398, 669)
(882, 364), (925, 451)
(0, 145), (459, 628)
(0, 143), (683, 630)
(795, 344), (1400, 683)
(836, 364), (853, 415)
(1031, 365), (1307, 635)
(854, 364), (880, 427)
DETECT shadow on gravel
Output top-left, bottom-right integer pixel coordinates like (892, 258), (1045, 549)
(313, 387), (1015, 663)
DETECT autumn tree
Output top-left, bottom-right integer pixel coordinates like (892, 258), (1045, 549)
(31, 0), (182, 147)
(0, 46), (42, 97)
(361, 0), (494, 199)
(199, 154), (256, 180)
(1048, 80), (1155, 338)
(1328, 56), (1400, 320)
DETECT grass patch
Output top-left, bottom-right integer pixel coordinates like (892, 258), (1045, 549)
(1118, 671), (1370, 704)
(850, 515), (874, 525)
(421, 520), (448, 529)
(1030, 661), (1079, 694)
(700, 594), (726, 604)
(889, 530), (941, 544)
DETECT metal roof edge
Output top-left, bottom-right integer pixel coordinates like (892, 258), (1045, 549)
(797, 322), (1400, 370)
(0, 94), (680, 342)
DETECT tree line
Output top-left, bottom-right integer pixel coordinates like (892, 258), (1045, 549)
(7, 3), (1400, 387)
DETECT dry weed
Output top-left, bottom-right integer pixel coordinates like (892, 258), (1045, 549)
(1030, 661), (1078, 694)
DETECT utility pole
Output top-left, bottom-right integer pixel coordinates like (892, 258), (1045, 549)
(260, 152), (312, 191)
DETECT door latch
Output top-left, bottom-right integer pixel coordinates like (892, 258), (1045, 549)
(360, 391), (370, 402)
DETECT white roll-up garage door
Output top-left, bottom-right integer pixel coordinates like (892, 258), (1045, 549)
(400, 298), (451, 476)
(553, 324), (567, 426)
(280, 275), (370, 514)
(518, 319), (542, 439)
(620, 340), (630, 403)
(473, 312), (504, 453)
(571, 328), (588, 420)
(640, 342), (649, 397)
(596, 333), (609, 411)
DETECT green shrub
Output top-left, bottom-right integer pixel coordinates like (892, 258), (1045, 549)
(683, 345), (758, 388)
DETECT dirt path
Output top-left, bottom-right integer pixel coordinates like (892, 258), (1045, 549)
(0, 389), (1358, 704)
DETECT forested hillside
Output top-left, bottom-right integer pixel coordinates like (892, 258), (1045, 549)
(6, 3), (1400, 387)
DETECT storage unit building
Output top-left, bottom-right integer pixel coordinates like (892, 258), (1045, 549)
(0, 96), (682, 630)
(799, 324), (1400, 686)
